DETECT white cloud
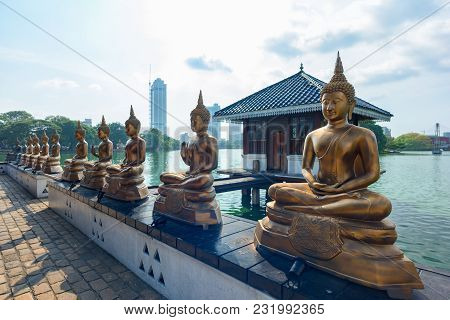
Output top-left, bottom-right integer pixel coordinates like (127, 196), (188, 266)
(36, 78), (80, 89)
(88, 83), (102, 91)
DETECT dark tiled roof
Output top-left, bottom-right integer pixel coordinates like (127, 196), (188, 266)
(214, 71), (393, 121)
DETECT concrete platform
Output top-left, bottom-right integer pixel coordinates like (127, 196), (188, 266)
(4, 164), (56, 198)
(47, 179), (450, 300)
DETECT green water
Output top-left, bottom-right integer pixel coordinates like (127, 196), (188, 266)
(61, 149), (450, 270)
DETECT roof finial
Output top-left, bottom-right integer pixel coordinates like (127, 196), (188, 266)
(198, 90), (204, 106)
(300, 62), (304, 72)
(334, 51), (343, 74)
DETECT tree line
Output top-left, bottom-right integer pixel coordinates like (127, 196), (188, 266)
(0, 111), (179, 151)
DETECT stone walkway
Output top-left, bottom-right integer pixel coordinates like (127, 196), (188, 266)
(0, 174), (164, 300)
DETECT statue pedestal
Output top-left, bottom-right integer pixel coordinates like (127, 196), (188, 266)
(43, 157), (63, 174)
(154, 186), (222, 228)
(254, 201), (424, 299)
(103, 175), (149, 201)
(33, 156), (48, 171)
(61, 159), (86, 182)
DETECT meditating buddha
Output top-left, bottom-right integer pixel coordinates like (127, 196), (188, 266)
(26, 134), (40, 168)
(103, 106), (149, 201)
(33, 130), (49, 171)
(61, 121), (88, 182)
(18, 138), (29, 165)
(43, 130), (63, 174)
(154, 91), (221, 227)
(6, 138), (21, 162)
(81, 116), (113, 190)
(254, 52), (423, 298)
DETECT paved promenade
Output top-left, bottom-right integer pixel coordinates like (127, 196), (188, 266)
(0, 174), (164, 300)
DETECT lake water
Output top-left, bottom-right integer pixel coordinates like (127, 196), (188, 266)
(61, 149), (450, 271)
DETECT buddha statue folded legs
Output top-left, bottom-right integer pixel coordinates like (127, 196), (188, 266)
(103, 107), (149, 201)
(62, 121), (88, 182)
(154, 91), (221, 227)
(80, 116), (114, 190)
(254, 53), (423, 299)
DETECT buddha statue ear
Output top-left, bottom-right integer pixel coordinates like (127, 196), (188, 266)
(348, 102), (355, 121)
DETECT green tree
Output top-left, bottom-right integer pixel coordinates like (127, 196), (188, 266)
(0, 111), (33, 123)
(359, 120), (387, 153)
(387, 133), (432, 151)
(108, 122), (127, 147)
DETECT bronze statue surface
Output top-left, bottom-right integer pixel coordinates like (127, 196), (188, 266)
(22, 135), (34, 167)
(103, 106), (149, 201)
(81, 116), (113, 190)
(254, 52), (423, 298)
(61, 121), (88, 181)
(33, 131), (49, 171)
(43, 130), (63, 174)
(154, 91), (221, 227)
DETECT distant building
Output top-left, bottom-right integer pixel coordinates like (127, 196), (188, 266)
(382, 127), (391, 138)
(214, 65), (392, 173)
(150, 78), (167, 136)
(82, 119), (92, 127)
(207, 103), (221, 139)
(444, 132), (450, 138)
(180, 132), (190, 143)
(228, 122), (243, 145)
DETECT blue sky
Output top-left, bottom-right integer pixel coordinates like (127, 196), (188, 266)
(0, 0), (449, 137)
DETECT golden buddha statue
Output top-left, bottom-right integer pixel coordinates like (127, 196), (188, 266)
(154, 91), (221, 227)
(33, 130), (49, 171)
(81, 116), (113, 190)
(254, 53), (423, 298)
(25, 134), (40, 168)
(103, 106), (149, 201)
(61, 121), (88, 182)
(18, 138), (29, 165)
(43, 130), (63, 174)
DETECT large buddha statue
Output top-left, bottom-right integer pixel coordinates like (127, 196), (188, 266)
(61, 121), (88, 182)
(254, 53), (423, 298)
(81, 116), (113, 190)
(43, 130), (63, 174)
(103, 106), (149, 201)
(154, 91), (221, 227)
(25, 134), (40, 168)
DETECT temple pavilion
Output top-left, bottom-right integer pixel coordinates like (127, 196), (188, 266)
(213, 64), (393, 175)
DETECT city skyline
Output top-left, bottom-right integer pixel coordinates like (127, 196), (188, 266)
(149, 77), (167, 135)
(0, 0), (449, 137)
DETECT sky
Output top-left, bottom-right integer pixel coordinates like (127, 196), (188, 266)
(0, 0), (449, 137)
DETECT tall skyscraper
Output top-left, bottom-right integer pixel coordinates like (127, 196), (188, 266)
(149, 78), (167, 135)
(207, 103), (221, 139)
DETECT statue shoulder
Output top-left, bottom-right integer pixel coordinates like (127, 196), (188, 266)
(353, 126), (377, 142)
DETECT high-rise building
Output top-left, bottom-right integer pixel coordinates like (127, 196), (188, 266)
(149, 78), (167, 136)
(381, 127), (391, 138)
(207, 103), (221, 139)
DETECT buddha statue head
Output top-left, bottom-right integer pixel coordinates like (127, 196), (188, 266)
(320, 52), (356, 122)
(51, 130), (60, 144)
(190, 90), (210, 134)
(98, 115), (110, 139)
(75, 120), (86, 141)
(32, 133), (39, 144)
(125, 105), (141, 137)
(41, 130), (49, 144)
